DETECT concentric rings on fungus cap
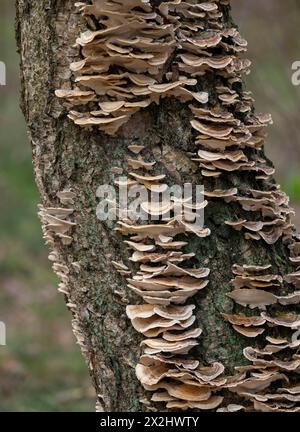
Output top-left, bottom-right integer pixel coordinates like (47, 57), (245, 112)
(55, 0), (300, 412)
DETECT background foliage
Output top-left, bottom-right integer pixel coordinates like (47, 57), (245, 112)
(0, 0), (299, 411)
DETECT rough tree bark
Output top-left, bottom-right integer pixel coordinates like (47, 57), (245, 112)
(16, 0), (299, 412)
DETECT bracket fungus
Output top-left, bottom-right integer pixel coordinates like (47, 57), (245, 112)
(38, 195), (91, 366)
(52, 0), (300, 412)
(38, 205), (76, 246)
(222, 262), (300, 410)
(225, 187), (293, 245)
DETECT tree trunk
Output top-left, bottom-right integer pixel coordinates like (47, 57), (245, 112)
(16, 0), (300, 412)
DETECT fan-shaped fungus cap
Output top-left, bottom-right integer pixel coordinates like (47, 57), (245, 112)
(227, 289), (277, 308)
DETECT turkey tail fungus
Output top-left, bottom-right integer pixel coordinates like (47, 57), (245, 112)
(16, 0), (300, 411)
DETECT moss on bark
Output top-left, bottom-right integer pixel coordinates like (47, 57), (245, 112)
(16, 0), (296, 411)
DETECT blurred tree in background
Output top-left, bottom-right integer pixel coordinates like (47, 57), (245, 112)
(0, 0), (299, 411)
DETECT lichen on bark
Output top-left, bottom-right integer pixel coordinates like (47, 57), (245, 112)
(16, 0), (300, 412)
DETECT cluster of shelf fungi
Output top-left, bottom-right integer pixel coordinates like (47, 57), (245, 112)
(40, 0), (300, 411)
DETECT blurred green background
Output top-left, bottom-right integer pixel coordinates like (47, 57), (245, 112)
(0, 0), (299, 412)
(0, 1), (94, 412)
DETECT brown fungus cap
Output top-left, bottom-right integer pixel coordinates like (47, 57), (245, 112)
(54, 0), (300, 412)
(227, 289), (278, 309)
(221, 313), (266, 327)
